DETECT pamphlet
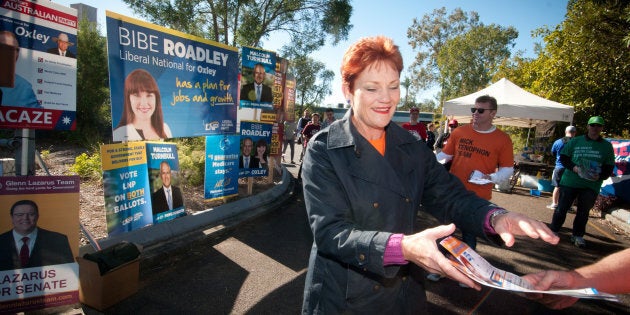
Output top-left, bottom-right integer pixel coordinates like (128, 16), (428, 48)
(576, 159), (602, 181)
(439, 236), (619, 302)
(468, 170), (494, 185)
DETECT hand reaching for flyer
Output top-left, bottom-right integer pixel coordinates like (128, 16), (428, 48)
(401, 224), (481, 290)
(492, 211), (559, 247)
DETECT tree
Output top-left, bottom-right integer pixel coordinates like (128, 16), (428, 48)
(288, 55), (334, 108)
(400, 77), (412, 108)
(123, 0), (352, 50)
(436, 24), (518, 99)
(531, 0), (630, 135)
(407, 7), (481, 103)
(77, 19), (111, 138)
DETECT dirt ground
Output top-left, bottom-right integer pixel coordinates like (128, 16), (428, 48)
(1, 142), (277, 246)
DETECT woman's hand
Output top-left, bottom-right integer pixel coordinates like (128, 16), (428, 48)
(401, 224), (480, 290)
(492, 212), (560, 247)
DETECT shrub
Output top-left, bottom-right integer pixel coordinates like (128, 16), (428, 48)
(70, 151), (102, 180)
(176, 137), (206, 186)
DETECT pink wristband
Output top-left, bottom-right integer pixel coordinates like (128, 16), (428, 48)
(383, 233), (408, 266)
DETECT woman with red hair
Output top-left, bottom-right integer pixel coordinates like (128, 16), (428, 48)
(300, 36), (559, 313)
(113, 69), (172, 141)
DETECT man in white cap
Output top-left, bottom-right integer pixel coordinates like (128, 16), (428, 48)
(547, 125), (577, 209)
(47, 33), (75, 58)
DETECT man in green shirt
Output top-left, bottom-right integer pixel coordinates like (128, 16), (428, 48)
(550, 116), (615, 248)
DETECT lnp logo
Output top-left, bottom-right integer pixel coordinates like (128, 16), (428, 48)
(205, 121), (220, 131)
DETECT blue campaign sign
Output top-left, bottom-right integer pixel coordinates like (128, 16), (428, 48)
(239, 121), (274, 177)
(106, 12), (239, 142)
(102, 164), (153, 236)
(0, 0), (78, 130)
(204, 135), (240, 200)
(146, 142), (186, 223)
(101, 142), (153, 236)
(239, 47), (276, 110)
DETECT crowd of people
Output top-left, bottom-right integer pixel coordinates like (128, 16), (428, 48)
(282, 101), (457, 165)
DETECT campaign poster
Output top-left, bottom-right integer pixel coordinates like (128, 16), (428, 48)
(600, 139), (630, 203)
(0, 0), (77, 130)
(0, 176), (80, 313)
(239, 121), (273, 177)
(265, 57), (288, 159)
(609, 138), (629, 176)
(101, 142), (153, 236)
(204, 135), (240, 200)
(106, 11), (239, 142)
(146, 142), (186, 223)
(239, 46), (276, 110)
(284, 73), (296, 122)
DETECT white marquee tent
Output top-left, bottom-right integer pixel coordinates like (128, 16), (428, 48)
(443, 78), (574, 128)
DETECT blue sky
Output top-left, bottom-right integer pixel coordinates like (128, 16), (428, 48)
(52, 0), (568, 106)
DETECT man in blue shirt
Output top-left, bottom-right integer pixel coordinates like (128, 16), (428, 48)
(0, 30), (41, 108)
(547, 125), (576, 209)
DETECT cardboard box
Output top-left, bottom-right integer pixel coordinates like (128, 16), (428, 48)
(0, 158), (15, 176)
(77, 256), (140, 311)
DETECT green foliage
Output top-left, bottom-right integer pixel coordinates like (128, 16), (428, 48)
(437, 24), (518, 100)
(283, 54), (334, 107)
(73, 18), (111, 145)
(124, 0), (352, 49)
(529, 0), (630, 135)
(69, 151), (102, 181)
(407, 7), (481, 102)
(175, 137), (206, 186)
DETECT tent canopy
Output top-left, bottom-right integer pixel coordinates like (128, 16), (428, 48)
(443, 78), (574, 128)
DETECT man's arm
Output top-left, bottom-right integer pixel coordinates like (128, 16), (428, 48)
(523, 248), (630, 309)
(559, 154), (576, 170)
(572, 248), (630, 293)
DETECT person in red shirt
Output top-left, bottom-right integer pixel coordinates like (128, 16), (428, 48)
(300, 113), (321, 162)
(401, 107), (427, 142)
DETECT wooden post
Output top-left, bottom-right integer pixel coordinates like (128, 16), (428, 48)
(267, 156), (275, 183)
(247, 177), (253, 195)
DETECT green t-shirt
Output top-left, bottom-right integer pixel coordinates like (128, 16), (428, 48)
(559, 135), (615, 192)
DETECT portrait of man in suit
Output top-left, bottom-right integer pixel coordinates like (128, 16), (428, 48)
(239, 137), (258, 169)
(46, 32), (76, 58)
(151, 160), (184, 216)
(0, 200), (74, 271)
(240, 63), (272, 103)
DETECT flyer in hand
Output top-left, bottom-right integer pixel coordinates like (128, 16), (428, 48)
(439, 236), (619, 302)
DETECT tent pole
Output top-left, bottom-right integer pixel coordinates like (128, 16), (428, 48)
(526, 127), (531, 148)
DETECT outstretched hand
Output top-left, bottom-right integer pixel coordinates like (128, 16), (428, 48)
(492, 212), (559, 247)
(521, 270), (580, 309)
(401, 224), (480, 290)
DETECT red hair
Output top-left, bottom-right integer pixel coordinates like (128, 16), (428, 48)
(340, 36), (403, 91)
(117, 69), (168, 138)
